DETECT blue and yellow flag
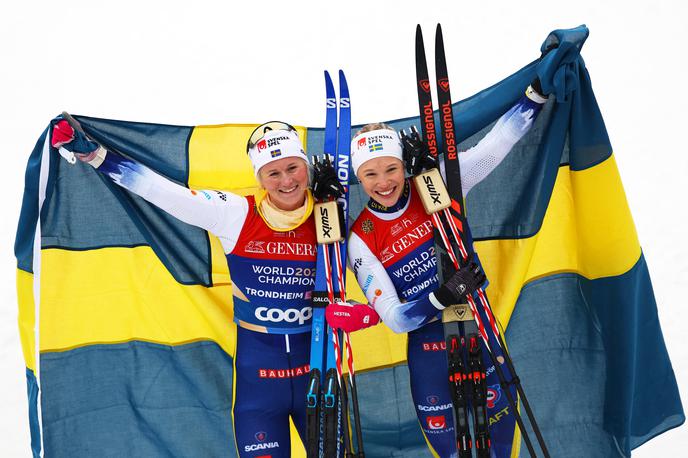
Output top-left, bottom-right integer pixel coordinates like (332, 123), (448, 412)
(15, 26), (683, 457)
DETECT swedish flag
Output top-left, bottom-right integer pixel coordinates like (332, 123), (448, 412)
(15, 25), (683, 457)
(368, 142), (383, 152)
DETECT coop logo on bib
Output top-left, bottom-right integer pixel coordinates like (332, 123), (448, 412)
(255, 306), (312, 325)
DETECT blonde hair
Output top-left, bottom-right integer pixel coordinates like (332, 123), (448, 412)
(355, 122), (396, 137)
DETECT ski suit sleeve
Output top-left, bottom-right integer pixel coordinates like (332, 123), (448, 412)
(86, 149), (248, 253)
(458, 92), (545, 196)
(348, 232), (442, 334)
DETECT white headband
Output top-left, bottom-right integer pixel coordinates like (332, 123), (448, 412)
(350, 128), (403, 176)
(248, 129), (308, 177)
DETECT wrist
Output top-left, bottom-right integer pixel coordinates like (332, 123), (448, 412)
(82, 146), (107, 168)
(430, 289), (451, 310)
(526, 85), (548, 104)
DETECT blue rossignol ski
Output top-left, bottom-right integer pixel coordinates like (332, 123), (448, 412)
(307, 70), (362, 458)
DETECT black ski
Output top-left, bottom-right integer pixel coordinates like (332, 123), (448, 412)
(409, 24), (551, 458)
(433, 24), (492, 458)
(413, 26), (474, 457)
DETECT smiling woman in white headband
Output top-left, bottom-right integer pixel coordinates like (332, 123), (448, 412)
(51, 118), (319, 457)
(321, 80), (549, 458)
(246, 121), (313, 227)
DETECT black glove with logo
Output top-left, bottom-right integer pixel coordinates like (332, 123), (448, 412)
(311, 154), (344, 201)
(400, 126), (437, 176)
(433, 258), (486, 308)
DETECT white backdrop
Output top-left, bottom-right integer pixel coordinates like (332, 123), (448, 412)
(1, 0), (686, 456)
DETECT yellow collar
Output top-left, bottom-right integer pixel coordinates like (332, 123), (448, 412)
(256, 189), (314, 231)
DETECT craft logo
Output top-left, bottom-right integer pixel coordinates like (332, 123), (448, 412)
(255, 432), (267, 442)
(257, 139), (267, 151)
(487, 384), (501, 409)
(357, 137), (367, 148)
(245, 241), (266, 254)
(419, 79), (431, 93)
(427, 416), (446, 430)
(271, 149), (282, 158)
(439, 78), (450, 92)
(368, 142), (383, 153)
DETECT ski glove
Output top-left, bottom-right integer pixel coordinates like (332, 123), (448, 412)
(529, 77), (548, 98)
(527, 42), (558, 100)
(400, 125), (437, 176)
(311, 155), (345, 201)
(433, 259), (487, 308)
(326, 301), (380, 333)
(50, 117), (100, 157)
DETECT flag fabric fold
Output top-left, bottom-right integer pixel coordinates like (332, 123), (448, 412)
(15, 25), (683, 457)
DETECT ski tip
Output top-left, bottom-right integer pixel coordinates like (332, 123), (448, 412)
(338, 69), (347, 82)
(324, 70), (334, 89)
(435, 23), (445, 47)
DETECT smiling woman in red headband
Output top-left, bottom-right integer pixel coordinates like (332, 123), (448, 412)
(322, 80), (549, 458)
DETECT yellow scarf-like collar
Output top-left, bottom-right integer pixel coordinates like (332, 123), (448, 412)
(256, 189), (314, 232)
